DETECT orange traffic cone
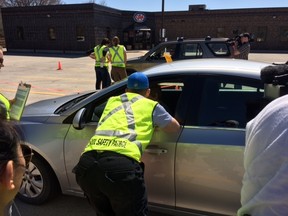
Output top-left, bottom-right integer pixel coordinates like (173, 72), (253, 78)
(57, 61), (62, 70)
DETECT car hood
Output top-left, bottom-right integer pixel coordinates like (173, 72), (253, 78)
(23, 91), (95, 116)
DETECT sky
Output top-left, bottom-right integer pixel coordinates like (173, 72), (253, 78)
(63, 0), (288, 12)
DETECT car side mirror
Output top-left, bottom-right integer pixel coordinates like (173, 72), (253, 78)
(73, 108), (86, 130)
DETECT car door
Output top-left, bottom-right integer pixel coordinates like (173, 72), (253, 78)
(142, 77), (185, 208)
(174, 75), (264, 215)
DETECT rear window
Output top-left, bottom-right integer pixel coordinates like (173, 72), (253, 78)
(206, 42), (231, 56)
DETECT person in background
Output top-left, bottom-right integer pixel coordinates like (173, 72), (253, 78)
(238, 64), (288, 216)
(88, 38), (111, 90)
(232, 33), (251, 60)
(0, 120), (31, 216)
(73, 72), (180, 216)
(109, 36), (127, 82)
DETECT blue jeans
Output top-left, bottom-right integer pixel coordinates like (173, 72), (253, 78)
(73, 151), (148, 216)
(95, 66), (111, 90)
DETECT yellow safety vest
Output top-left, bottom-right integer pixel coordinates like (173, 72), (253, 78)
(84, 92), (157, 162)
(94, 45), (109, 67)
(109, 45), (125, 68)
(0, 94), (10, 119)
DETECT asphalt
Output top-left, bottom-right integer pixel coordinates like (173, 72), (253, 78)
(0, 50), (287, 105)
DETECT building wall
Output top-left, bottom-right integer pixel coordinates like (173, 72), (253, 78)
(155, 8), (288, 50)
(1, 4), (288, 52)
(1, 4), (116, 53)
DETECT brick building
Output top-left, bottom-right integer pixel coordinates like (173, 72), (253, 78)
(1, 4), (288, 53)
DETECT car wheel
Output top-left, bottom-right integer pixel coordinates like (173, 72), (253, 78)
(17, 155), (60, 204)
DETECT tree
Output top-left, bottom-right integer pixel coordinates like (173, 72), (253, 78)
(2, 0), (62, 7)
(87, 0), (107, 6)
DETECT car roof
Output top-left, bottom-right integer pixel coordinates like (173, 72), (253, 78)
(158, 37), (230, 44)
(142, 58), (271, 80)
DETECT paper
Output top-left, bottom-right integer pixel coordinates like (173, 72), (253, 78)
(10, 82), (31, 121)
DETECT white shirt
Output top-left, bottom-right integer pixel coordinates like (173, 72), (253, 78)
(238, 94), (288, 216)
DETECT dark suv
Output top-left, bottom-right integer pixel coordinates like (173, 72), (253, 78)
(126, 37), (233, 75)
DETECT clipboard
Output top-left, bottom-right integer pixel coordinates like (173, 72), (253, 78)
(10, 83), (31, 121)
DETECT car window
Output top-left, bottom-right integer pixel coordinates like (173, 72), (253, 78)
(195, 76), (264, 128)
(206, 42), (231, 56)
(149, 81), (184, 116)
(88, 76), (186, 124)
(181, 43), (203, 58)
(148, 44), (177, 61)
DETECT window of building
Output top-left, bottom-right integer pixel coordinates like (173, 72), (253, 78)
(123, 32), (128, 42)
(256, 26), (267, 42)
(106, 27), (111, 41)
(76, 26), (85, 42)
(217, 27), (225, 38)
(16, 26), (24, 40)
(48, 28), (56, 40)
(280, 26), (288, 42)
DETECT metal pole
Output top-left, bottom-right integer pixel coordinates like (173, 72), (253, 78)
(161, 0), (164, 42)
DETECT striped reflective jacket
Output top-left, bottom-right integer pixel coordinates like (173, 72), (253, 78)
(84, 92), (157, 162)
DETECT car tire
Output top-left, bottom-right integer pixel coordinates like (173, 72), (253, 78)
(17, 155), (60, 204)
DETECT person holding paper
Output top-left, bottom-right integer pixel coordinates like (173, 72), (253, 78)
(0, 94), (15, 119)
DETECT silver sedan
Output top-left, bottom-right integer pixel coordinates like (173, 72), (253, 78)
(18, 58), (269, 216)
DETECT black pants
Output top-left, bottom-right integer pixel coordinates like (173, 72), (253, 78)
(73, 151), (148, 216)
(95, 66), (111, 89)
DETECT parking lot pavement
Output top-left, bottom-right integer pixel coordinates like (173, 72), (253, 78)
(0, 51), (147, 105)
(0, 51), (287, 105)
(14, 195), (169, 216)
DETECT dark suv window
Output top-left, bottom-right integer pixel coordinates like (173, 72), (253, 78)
(148, 44), (177, 61)
(181, 43), (203, 58)
(206, 42), (231, 56)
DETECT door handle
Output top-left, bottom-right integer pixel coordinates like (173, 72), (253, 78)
(145, 148), (168, 154)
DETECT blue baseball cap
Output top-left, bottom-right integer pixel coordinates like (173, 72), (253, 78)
(127, 72), (149, 90)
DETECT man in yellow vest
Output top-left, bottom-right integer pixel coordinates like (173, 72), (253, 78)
(73, 72), (180, 216)
(109, 36), (127, 82)
(89, 38), (111, 89)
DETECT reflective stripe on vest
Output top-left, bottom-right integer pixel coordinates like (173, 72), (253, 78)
(109, 45), (125, 67)
(94, 45), (109, 67)
(96, 94), (143, 153)
(84, 92), (157, 162)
